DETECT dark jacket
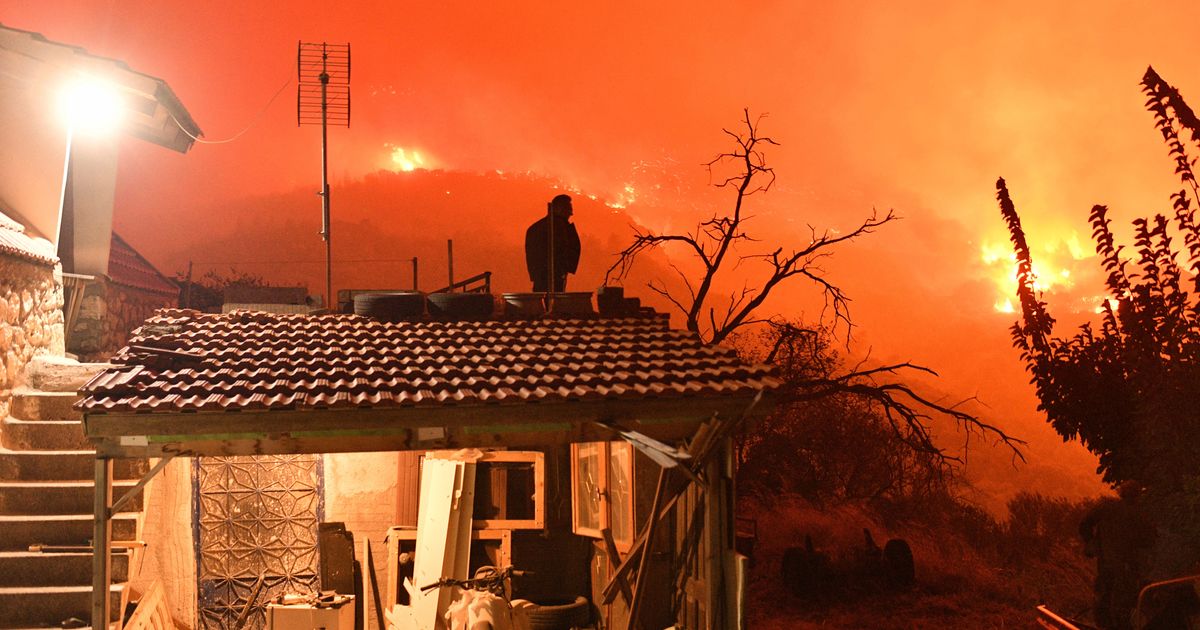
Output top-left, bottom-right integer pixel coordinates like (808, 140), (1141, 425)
(525, 214), (580, 289)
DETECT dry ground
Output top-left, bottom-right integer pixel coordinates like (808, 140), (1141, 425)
(743, 498), (1095, 628)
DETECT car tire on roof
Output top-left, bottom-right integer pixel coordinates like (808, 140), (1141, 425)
(353, 291), (426, 321)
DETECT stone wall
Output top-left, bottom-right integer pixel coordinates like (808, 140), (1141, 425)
(70, 278), (176, 361)
(0, 254), (63, 417)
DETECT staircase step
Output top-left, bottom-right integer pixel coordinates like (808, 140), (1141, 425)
(26, 356), (112, 393)
(9, 389), (81, 422)
(2, 417), (89, 451)
(0, 551), (128, 586)
(0, 448), (148, 482)
(0, 514), (138, 552)
(0, 480), (142, 516)
(0, 584), (123, 627)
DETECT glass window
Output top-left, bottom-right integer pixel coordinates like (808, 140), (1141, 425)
(608, 442), (634, 547)
(572, 442), (604, 536)
(571, 441), (637, 549)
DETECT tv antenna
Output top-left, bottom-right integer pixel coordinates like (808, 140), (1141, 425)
(298, 41), (350, 310)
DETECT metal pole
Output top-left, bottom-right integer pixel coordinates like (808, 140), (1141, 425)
(183, 260), (193, 309)
(319, 44), (332, 310)
(412, 257), (419, 291)
(546, 202), (555, 310)
(447, 239), (454, 291)
(91, 457), (112, 628)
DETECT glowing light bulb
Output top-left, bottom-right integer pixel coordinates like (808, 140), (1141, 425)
(59, 76), (125, 135)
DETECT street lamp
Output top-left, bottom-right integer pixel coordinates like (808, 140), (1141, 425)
(58, 75), (124, 135)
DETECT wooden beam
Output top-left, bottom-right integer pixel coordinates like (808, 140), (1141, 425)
(601, 528), (634, 606)
(88, 418), (705, 459)
(90, 458), (113, 629)
(83, 395), (768, 440)
(627, 468), (670, 630)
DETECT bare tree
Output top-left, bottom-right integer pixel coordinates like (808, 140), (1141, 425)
(609, 110), (1024, 462)
(608, 109), (894, 345)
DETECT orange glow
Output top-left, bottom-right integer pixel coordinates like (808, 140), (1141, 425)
(980, 232), (1101, 313)
(387, 146), (432, 172)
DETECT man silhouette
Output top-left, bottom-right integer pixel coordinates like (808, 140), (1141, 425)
(525, 194), (580, 292)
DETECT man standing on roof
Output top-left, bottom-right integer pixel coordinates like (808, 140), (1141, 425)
(525, 194), (581, 292)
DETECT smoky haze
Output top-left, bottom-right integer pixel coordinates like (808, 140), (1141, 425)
(11, 0), (1200, 508)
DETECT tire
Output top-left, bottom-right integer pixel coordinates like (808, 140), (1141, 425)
(428, 292), (494, 318)
(883, 538), (915, 588)
(354, 291), (426, 321)
(522, 596), (590, 630)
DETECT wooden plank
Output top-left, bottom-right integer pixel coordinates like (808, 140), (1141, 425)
(83, 395), (767, 441)
(125, 581), (173, 630)
(601, 528), (633, 606)
(364, 538), (385, 630)
(411, 457), (472, 628)
(627, 468), (670, 630)
(451, 460), (478, 586)
(386, 527), (511, 572)
(90, 420), (702, 459)
(396, 451), (422, 528)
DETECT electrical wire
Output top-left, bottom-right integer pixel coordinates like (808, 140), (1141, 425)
(191, 258), (418, 265)
(170, 76), (293, 145)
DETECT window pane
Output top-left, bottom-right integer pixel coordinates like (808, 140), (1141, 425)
(609, 442), (634, 545)
(574, 443), (603, 533)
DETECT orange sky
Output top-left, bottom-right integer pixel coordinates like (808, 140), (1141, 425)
(8, 1), (1200, 508)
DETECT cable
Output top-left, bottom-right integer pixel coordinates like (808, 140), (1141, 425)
(170, 76), (293, 145)
(192, 258), (418, 265)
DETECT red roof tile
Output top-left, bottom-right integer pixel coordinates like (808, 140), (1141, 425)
(108, 233), (178, 296)
(77, 309), (778, 415)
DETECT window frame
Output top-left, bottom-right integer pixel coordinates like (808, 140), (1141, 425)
(570, 441), (636, 552)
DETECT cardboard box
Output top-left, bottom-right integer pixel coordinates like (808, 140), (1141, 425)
(266, 595), (355, 630)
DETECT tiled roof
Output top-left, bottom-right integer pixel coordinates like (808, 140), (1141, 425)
(0, 210), (56, 266)
(108, 233), (179, 297)
(78, 309), (778, 415)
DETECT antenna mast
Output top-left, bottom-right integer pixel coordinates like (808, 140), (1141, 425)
(298, 41), (350, 310)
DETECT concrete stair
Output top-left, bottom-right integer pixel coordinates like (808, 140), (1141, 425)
(0, 357), (143, 629)
(0, 584), (124, 627)
(0, 552), (128, 586)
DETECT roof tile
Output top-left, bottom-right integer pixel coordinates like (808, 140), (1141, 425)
(77, 309), (779, 415)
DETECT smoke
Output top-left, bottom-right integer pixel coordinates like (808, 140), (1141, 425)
(12, 1), (1200, 506)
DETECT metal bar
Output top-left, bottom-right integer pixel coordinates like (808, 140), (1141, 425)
(109, 455), (174, 515)
(1035, 605), (1084, 630)
(320, 43), (333, 311)
(91, 457), (113, 628)
(447, 239), (454, 290)
(413, 257), (419, 290)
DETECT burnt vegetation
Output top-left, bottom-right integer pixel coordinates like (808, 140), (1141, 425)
(1000, 67), (1200, 578)
(606, 112), (1105, 626)
(609, 109), (1024, 470)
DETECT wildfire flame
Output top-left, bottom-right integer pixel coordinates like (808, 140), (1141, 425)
(979, 232), (1101, 314)
(387, 145), (430, 172)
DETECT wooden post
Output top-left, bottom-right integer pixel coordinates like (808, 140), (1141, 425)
(91, 457), (113, 628)
(627, 467), (669, 630)
(183, 260), (193, 309)
(703, 439), (731, 629)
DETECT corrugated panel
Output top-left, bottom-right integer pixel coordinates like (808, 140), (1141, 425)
(0, 225), (56, 266)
